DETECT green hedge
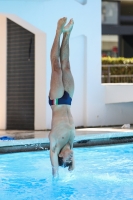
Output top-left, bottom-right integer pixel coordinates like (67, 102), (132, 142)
(102, 57), (133, 65)
(102, 57), (133, 75)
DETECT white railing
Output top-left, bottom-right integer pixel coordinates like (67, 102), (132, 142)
(102, 64), (133, 83)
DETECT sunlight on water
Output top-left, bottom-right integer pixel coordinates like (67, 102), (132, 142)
(0, 144), (133, 200)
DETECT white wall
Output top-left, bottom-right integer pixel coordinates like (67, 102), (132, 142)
(103, 84), (133, 125)
(70, 35), (87, 127)
(0, 0), (133, 129)
(104, 84), (133, 104)
(0, 15), (6, 129)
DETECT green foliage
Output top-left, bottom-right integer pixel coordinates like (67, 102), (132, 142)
(102, 57), (133, 65)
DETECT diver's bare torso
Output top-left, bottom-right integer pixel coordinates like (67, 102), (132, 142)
(49, 105), (75, 154)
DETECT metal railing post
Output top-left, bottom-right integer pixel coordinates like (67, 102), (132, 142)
(107, 66), (110, 83)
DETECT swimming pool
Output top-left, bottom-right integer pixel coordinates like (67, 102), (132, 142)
(0, 143), (133, 200)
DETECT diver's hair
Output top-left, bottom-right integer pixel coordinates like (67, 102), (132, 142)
(58, 156), (64, 166)
(58, 156), (72, 168)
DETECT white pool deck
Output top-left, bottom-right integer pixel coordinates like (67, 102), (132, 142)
(0, 126), (133, 148)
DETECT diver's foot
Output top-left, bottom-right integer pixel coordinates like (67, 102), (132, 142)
(63, 19), (74, 33)
(57, 17), (67, 33)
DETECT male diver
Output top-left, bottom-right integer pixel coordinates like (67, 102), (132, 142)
(48, 17), (75, 177)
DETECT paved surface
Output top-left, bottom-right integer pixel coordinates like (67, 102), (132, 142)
(0, 126), (133, 140)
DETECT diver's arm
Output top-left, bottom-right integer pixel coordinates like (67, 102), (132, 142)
(68, 152), (75, 171)
(50, 149), (59, 177)
(68, 138), (75, 171)
(49, 135), (59, 177)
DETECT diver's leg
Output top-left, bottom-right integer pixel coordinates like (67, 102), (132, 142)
(60, 19), (74, 98)
(49, 17), (67, 99)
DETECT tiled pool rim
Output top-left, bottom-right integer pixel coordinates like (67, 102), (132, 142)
(0, 127), (133, 153)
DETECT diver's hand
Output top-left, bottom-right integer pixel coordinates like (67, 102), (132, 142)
(68, 155), (75, 171)
(52, 166), (59, 177)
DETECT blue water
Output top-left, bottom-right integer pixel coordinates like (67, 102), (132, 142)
(0, 144), (133, 200)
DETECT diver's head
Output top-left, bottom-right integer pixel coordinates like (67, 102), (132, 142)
(58, 156), (72, 168)
(58, 144), (73, 168)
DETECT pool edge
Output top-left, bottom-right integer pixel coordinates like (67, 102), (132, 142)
(0, 135), (133, 154)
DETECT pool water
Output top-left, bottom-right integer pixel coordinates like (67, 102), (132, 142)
(0, 143), (133, 200)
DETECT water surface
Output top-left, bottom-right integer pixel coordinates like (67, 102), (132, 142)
(0, 144), (133, 200)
